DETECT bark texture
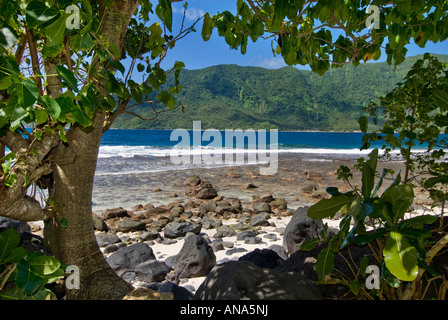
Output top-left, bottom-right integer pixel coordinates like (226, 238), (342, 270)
(41, 0), (140, 299)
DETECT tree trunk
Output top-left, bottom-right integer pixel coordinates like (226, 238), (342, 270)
(44, 112), (132, 300)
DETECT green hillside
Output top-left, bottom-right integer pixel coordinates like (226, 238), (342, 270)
(112, 54), (448, 132)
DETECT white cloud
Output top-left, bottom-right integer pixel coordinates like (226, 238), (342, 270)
(173, 6), (205, 21)
(256, 56), (287, 69)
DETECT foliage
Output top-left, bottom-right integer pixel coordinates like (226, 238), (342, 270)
(201, 0), (448, 75)
(361, 53), (448, 208)
(304, 55), (448, 300)
(0, 228), (65, 300)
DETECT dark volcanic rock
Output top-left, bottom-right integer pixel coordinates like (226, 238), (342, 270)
(195, 261), (321, 300)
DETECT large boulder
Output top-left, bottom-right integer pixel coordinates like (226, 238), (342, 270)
(164, 221), (201, 239)
(194, 261), (321, 300)
(117, 218), (146, 232)
(282, 206), (324, 255)
(0, 217), (30, 233)
(107, 243), (156, 276)
(173, 234), (216, 279)
(96, 232), (122, 247)
(238, 248), (285, 269)
(135, 260), (172, 283)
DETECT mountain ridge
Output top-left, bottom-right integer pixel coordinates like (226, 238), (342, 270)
(112, 54), (448, 132)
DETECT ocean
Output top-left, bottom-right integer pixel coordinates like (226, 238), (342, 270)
(95, 129), (383, 177)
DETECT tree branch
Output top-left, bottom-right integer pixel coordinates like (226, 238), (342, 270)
(25, 27), (43, 96)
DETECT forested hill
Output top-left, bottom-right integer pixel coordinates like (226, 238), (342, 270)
(112, 54), (448, 132)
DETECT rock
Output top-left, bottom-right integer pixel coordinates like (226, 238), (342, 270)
(301, 185), (318, 195)
(244, 237), (263, 244)
(304, 171), (324, 182)
(255, 194), (274, 203)
(159, 281), (195, 300)
(239, 248), (285, 269)
(103, 244), (119, 254)
(117, 218), (146, 232)
(183, 176), (201, 187)
(282, 206), (324, 255)
(145, 207), (169, 216)
(96, 232), (122, 247)
(139, 230), (160, 241)
(252, 201), (271, 214)
(135, 260), (172, 283)
(18, 232), (51, 255)
(195, 187), (218, 200)
(270, 198), (288, 211)
(199, 201), (217, 213)
(173, 234), (216, 279)
(242, 183), (257, 189)
(164, 221), (202, 239)
(107, 243), (156, 276)
(223, 241), (234, 248)
(104, 207), (130, 220)
(211, 239), (225, 252)
(228, 172), (241, 178)
(277, 241), (379, 299)
(268, 244), (289, 260)
(0, 217), (31, 233)
(92, 213), (108, 231)
(170, 206), (184, 215)
(123, 287), (173, 300)
(249, 212), (271, 226)
(213, 225), (237, 238)
(236, 230), (257, 241)
(201, 216), (222, 229)
(225, 247), (248, 255)
(195, 261), (321, 300)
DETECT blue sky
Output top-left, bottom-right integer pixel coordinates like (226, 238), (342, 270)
(155, 1), (448, 71)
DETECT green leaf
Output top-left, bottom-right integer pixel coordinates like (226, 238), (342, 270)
(34, 109), (48, 125)
(202, 13), (214, 41)
(361, 164), (375, 199)
(46, 13), (67, 46)
(71, 107), (92, 127)
(0, 26), (18, 50)
(105, 70), (119, 93)
(358, 116), (368, 133)
(5, 173), (18, 187)
(25, 1), (60, 29)
(315, 248), (334, 282)
(3, 247), (27, 264)
(156, 0), (173, 32)
(354, 228), (388, 246)
(28, 253), (61, 276)
(16, 260), (43, 295)
(383, 231), (418, 282)
(71, 33), (95, 51)
(307, 194), (354, 219)
(0, 228), (21, 263)
(109, 59), (125, 75)
(56, 65), (78, 92)
(399, 215), (439, 229)
(299, 238), (320, 251)
(41, 96), (61, 121)
(16, 79), (40, 108)
(382, 184), (414, 224)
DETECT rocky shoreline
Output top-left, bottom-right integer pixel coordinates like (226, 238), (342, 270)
(3, 156), (440, 300)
